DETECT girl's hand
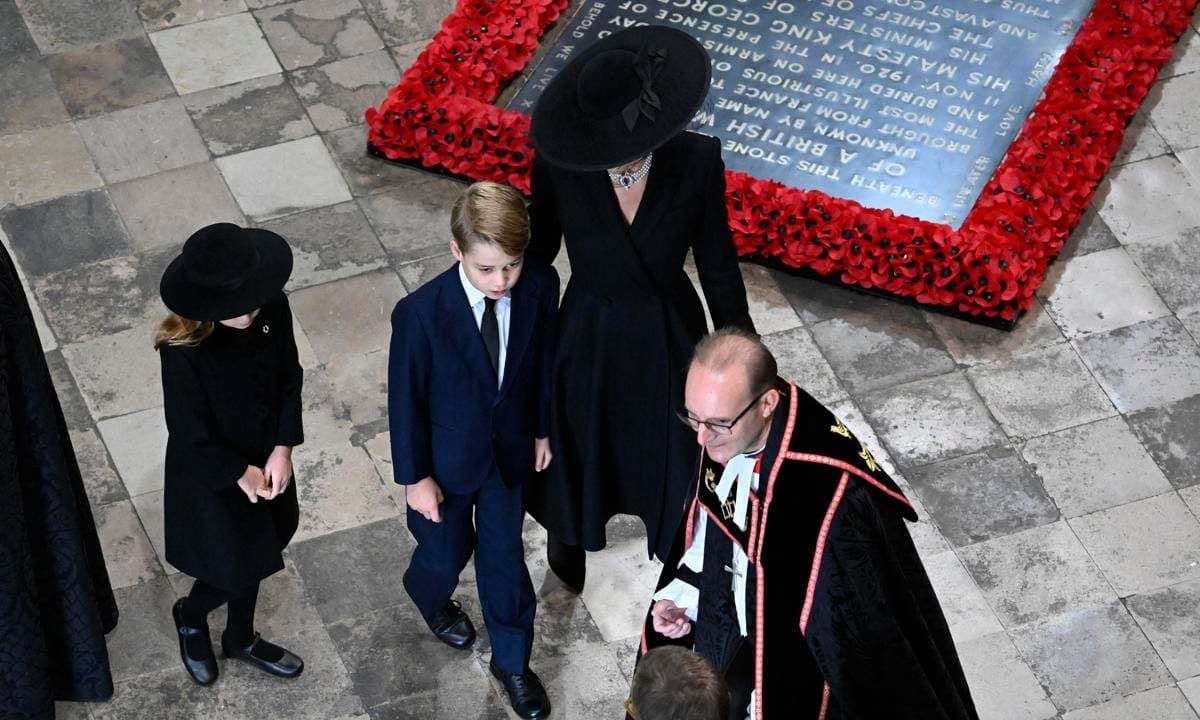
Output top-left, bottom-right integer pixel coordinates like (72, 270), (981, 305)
(406, 477), (444, 523)
(237, 466), (267, 504)
(262, 446), (293, 500)
(534, 437), (552, 472)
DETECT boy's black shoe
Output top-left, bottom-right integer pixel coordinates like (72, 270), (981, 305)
(489, 660), (551, 719)
(425, 599), (476, 649)
(546, 536), (585, 593)
(172, 598), (218, 686)
(221, 633), (304, 678)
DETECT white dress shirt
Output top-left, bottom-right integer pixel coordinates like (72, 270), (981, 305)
(459, 263), (511, 385)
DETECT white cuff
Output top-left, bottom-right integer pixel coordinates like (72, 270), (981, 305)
(652, 579), (700, 622)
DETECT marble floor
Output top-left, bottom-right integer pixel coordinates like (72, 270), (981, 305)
(3, 0), (1200, 718)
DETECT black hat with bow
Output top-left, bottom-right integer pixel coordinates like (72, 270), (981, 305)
(160, 223), (293, 321)
(529, 25), (711, 172)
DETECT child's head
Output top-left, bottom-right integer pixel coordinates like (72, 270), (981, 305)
(628, 647), (729, 720)
(449, 181), (529, 299)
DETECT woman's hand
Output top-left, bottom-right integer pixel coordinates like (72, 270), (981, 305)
(407, 477), (445, 523)
(534, 437), (552, 472)
(262, 446), (293, 500)
(236, 465), (267, 504)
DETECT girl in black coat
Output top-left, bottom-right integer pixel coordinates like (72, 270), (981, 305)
(156, 223), (305, 685)
(525, 27), (755, 590)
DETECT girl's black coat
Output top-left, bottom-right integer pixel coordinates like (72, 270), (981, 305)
(525, 132), (754, 559)
(159, 296), (303, 592)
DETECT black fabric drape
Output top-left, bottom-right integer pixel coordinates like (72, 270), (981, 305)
(0, 242), (117, 720)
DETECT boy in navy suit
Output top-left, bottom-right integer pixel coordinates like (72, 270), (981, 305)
(388, 181), (556, 719)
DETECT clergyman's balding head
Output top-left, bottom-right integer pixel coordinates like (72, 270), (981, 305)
(689, 327), (778, 398)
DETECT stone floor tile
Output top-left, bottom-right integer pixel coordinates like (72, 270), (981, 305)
(1070, 492), (1200, 596)
(1182, 485), (1200, 518)
(1162, 26), (1200, 77)
(289, 50), (400, 132)
(52, 702), (92, 720)
(110, 163), (244, 253)
(859, 372), (1006, 469)
(1011, 602), (1171, 711)
(906, 446), (1060, 548)
(394, 252), (455, 293)
(367, 687), (508, 720)
(1182, 147), (1200, 188)
(923, 551), (1003, 644)
(958, 520), (1113, 627)
(957, 631), (1057, 720)
(323, 349), (389, 444)
(1182, 676), (1200, 714)
(259, 201), (388, 290)
(0, 189), (132, 278)
(47, 37), (176, 118)
(532, 582), (607, 660)
(300, 367), (357, 448)
(388, 40), (427, 73)
(1095, 156), (1200, 244)
(763, 327), (846, 406)
(183, 74), (315, 156)
(0, 123), (103, 207)
(256, 0), (384, 70)
(967, 342), (1116, 438)
(925, 301), (1064, 366)
(0, 0), (40, 64)
(1113, 108), (1172, 166)
(521, 640), (629, 720)
(1069, 204), (1122, 255)
(130, 490), (181, 575)
(774, 269), (927, 327)
(62, 326), (163, 420)
(45, 349), (90, 428)
(1151, 72), (1200, 151)
(92, 668), (220, 719)
(578, 538), (659, 642)
(291, 442), (399, 543)
(358, 178), (465, 264)
(289, 517), (411, 625)
(1074, 317), (1200, 414)
(897, 489), (951, 559)
(1064, 686), (1199, 720)
(95, 499), (163, 589)
(76, 98), (210, 184)
(811, 312), (957, 396)
(360, 0), (426, 46)
(737, 262), (804, 335)
(324, 124), (430, 197)
(136, 0), (247, 31)
(289, 269), (404, 361)
(1021, 416), (1173, 517)
(150, 12), (282, 94)
(31, 251), (168, 345)
(217, 135), (353, 221)
(1124, 228), (1200, 311)
(103, 576), (190, 683)
(71, 428), (129, 508)
(14, 0), (143, 54)
(1126, 577), (1200, 681)
(97, 406), (167, 498)
(326, 601), (484, 709)
(0, 58), (69, 135)
(1042, 247), (1171, 337)
(826, 398), (901, 479)
(415, 0), (455, 36)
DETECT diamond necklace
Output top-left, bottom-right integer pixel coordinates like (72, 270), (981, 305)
(607, 153), (653, 191)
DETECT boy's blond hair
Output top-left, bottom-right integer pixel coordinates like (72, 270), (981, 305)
(450, 181), (530, 257)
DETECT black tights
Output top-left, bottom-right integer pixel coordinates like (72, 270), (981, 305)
(183, 579), (260, 647)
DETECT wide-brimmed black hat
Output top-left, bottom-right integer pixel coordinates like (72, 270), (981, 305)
(529, 25), (711, 171)
(160, 223), (293, 321)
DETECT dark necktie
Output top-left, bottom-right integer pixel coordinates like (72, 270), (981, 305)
(481, 297), (500, 379)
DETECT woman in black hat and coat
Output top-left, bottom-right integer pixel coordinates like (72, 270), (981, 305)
(156, 223), (305, 685)
(525, 26), (755, 590)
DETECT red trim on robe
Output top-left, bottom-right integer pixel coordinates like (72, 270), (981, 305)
(784, 451), (914, 512)
(800, 472), (849, 634)
(818, 682), (831, 720)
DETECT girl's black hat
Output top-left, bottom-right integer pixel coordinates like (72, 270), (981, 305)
(160, 223), (293, 321)
(529, 25), (711, 171)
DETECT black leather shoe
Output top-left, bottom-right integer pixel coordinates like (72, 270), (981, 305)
(221, 633), (304, 678)
(424, 599), (476, 649)
(489, 660), (551, 719)
(172, 599), (218, 686)
(547, 536), (585, 593)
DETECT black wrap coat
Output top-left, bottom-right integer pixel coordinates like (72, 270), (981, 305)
(525, 131), (754, 559)
(159, 296), (303, 592)
(0, 242), (117, 719)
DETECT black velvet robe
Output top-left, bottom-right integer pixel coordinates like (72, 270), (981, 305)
(642, 381), (979, 720)
(0, 242), (117, 720)
(525, 131), (754, 559)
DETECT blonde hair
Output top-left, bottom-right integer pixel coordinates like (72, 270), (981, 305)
(153, 314), (214, 350)
(450, 181), (530, 257)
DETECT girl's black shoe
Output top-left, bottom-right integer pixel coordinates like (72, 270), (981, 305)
(221, 633), (304, 678)
(172, 599), (218, 686)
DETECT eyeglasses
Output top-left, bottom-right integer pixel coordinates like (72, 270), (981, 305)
(676, 390), (767, 436)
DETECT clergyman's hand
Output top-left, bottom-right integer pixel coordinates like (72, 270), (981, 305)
(651, 599), (692, 639)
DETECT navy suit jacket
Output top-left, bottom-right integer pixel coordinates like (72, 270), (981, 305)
(388, 261), (558, 494)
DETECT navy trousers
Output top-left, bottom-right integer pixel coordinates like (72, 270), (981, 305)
(403, 468), (536, 674)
